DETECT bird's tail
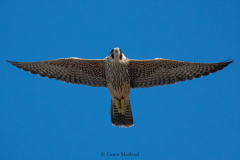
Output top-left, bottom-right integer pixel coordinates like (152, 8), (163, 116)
(111, 99), (134, 128)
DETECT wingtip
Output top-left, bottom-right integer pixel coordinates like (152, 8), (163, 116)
(221, 58), (234, 66)
(6, 60), (14, 65)
(224, 58), (234, 63)
(6, 60), (17, 65)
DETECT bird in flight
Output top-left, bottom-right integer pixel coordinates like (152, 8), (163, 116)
(7, 48), (233, 128)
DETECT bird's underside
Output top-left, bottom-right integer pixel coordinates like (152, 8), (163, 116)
(7, 48), (233, 128)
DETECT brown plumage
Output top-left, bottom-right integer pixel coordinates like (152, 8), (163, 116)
(128, 58), (233, 88)
(7, 48), (233, 128)
(7, 58), (107, 87)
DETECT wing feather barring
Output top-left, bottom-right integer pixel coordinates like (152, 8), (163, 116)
(7, 48), (233, 127)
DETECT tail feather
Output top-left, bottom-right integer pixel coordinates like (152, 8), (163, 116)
(111, 100), (134, 128)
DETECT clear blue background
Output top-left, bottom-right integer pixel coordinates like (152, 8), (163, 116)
(1, 0), (239, 159)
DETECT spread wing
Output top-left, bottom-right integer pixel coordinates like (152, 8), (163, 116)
(7, 58), (107, 87)
(128, 58), (233, 88)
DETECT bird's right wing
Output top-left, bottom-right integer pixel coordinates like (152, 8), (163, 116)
(128, 58), (233, 88)
(7, 58), (107, 87)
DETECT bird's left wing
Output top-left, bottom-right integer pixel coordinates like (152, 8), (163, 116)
(128, 58), (233, 88)
(7, 58), (107, 87)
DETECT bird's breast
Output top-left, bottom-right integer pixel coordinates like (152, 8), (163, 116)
(105, 61), (130, 98)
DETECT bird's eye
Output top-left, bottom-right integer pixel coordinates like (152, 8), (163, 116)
(120, 53), (122, 60)
(110, 49), (114, 59)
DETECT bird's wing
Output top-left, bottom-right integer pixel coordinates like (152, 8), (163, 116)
(7, 58), (107, 87)
(128, 58), (233, 88)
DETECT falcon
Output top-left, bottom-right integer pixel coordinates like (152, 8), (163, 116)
(7, 48), (233, 128)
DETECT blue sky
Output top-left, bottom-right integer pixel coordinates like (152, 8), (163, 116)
(1, 0), (240, 159)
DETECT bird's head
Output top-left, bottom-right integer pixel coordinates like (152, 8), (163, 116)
(109, 48), (127, 62)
